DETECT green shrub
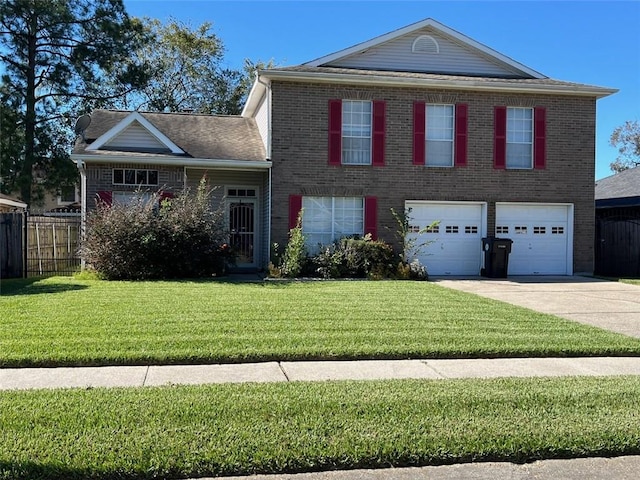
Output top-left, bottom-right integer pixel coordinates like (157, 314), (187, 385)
(82, 180), (233, 280)
(273, 211), (308, 278)
(312, 235), (395, 279)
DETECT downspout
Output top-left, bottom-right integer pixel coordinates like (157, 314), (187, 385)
(257, 73), (273, 264)
(76, 159), (87, 269)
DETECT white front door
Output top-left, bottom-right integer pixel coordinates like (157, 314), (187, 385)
(405, 201), (486, 275)
(496, 203), (572, 275)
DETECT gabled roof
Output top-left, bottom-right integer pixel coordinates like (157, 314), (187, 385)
(73, 110), (267, 164)
(87, 111), (185, 154)
(595, 167), (640, 207)
(304, 18), (545, 79)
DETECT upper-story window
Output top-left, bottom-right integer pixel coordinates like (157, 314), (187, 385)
(494, 105), (546, 170)
(426, 104), (455, 167)
(506, 107), (533, 169)
(328, 99), (385, 167)
(342, 100), (372, 165)
(113, 168), (159, 186)
(413, 102), (467, 167)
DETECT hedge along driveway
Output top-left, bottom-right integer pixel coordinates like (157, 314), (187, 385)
(2, 276), (640, 367)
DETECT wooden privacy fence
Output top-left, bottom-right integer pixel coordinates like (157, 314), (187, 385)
(0, 211), (81, 279)
(26, 214), (81, 277)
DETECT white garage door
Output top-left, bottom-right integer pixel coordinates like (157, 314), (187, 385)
(405, 201), (486, 275)
(496, 203), (572, 275)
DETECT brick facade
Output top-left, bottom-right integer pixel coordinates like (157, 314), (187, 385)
(269, 81), (596, 273)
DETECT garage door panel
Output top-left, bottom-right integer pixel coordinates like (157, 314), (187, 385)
(406, 202), (484, 276)
(496, 204), (571, 275)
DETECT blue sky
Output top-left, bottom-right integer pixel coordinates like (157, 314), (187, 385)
(124, 0), (640, 180)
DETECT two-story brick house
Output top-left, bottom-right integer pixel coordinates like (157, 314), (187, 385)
(244, 18), (615, 275)
(74, 18), (615, 276)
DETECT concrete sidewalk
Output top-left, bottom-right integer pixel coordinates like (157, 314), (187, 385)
(2, 356), (640, 390)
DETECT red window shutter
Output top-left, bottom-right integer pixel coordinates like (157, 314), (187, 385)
(494, 106), (507, 169)
(289, 194), (303, 230)
(372, 100), (385, 166)
(413, 102), (426, 165)
(534, 107), (546, 169)
(364, 196), (377, 239)
(454, 103), (468, 167)
(328, 99), (342, 166)
(96, 191), (112, 206)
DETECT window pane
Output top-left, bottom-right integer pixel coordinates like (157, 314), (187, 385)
(124, 169), (136, 185)
(113, 169), (124, 184)
(342, 100), (372, 165)
(148, 170), (158, 185)
(506, 107), (533, 169)
(136, 170), (147, 185)
(426, 140), (453, 166)
(302, 196), (364, 252)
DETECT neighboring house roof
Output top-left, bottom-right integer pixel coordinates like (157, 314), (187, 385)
(595, 167), (640, 208)
(243, 18), (616, 117)
(0, 193), (27, 210)
(72, 110), (268, 168)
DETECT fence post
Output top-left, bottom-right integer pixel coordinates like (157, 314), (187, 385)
(52, 223), (58, 272)
(22, 211), (28, 278)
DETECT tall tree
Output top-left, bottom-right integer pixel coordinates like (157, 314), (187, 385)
(0, 0), (148, 205)
(610, 120), (640, 173)
(110, 18), (271, 115)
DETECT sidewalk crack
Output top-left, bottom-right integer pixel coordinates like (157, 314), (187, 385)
(278, 362), (291, 382)
(142, 365), (150, 386)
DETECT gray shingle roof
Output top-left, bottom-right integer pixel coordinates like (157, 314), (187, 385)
(268, 66), (608, 90)
(73, 110), (266, 162)
(595, 167), (640, 200)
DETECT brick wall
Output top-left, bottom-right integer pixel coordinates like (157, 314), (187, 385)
(269, 81), (597, 273)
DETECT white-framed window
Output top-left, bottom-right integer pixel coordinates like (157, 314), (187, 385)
(342, 100), (372, 165)
(426, 104), (454, 167)
(112, 191), (154, 206)
(113, 168), (159, 186)
(506, 107), (533, 169)
(57, 185), (78, 205)
(302, 196), (364, 250)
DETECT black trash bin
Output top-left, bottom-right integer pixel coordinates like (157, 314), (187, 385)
(481, 237), (513, 278)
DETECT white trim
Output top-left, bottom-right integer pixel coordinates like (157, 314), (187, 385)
(496, 202), (574, 275)
(305, 18), (545, 79)
(72, 154), (272, 170)
(0, 197), (27, 209)
(86, 112), (184, 154)
(259, 69), (617, 98)
(412, 35), (439, 54)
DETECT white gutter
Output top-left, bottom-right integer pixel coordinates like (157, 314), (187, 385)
(75, 159), (87, 269)
(0, 198), (27, 209)
(71, 154), (272, 170)
(261, 70), (618, 99)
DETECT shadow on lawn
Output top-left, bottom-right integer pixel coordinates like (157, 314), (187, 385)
(0, 278), (88, 296)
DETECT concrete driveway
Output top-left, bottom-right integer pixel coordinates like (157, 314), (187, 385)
(433, 276), (640, 338)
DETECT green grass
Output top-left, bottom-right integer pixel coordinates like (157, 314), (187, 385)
(2, 276), (640, 367)
(621, 279), (640, 286)
(1, 376), (639, 479)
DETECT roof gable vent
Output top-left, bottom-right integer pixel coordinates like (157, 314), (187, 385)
(412, 35), (439, 54)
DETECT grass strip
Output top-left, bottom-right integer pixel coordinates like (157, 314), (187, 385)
(2, 277), (640, 367)
(1, 376), (640, 479)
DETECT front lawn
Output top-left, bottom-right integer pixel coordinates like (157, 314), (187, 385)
(1, 376), (639, 479)
(1, 276), (639, 367)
